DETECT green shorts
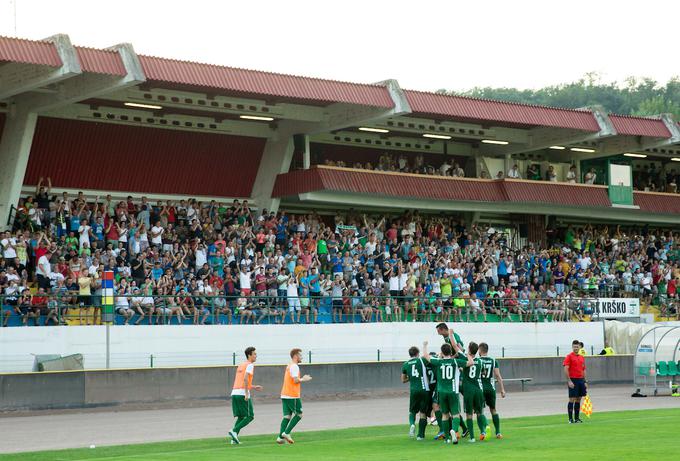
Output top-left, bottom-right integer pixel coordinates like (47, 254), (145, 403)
(231, 395), (254, 418)
(483, 388), (497, 409)
(409, 390), (432, 414)
(463, 387), (485, 414)
(438, 392), (460, 415)
(282, 398), (303, 416)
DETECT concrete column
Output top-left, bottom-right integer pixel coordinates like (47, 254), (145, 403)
(504, 154), (512, 178)
(302, 135), (311, 170)
(250, 132), (295, 213)
(0, 109), (39, 230)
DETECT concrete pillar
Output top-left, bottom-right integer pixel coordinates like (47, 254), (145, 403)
(302, 135), (311, 170)
(504, 154), (512, 178)
(250, 132), (295, 213)
(0, 109), (39, 230)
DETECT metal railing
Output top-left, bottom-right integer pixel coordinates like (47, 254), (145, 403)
(0, 292), (643, 327)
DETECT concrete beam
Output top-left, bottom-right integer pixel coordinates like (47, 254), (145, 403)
(18, 43), (146, 113)
(0, 34), (82, 100)
(496, 105), (617, 157)
(297, 79), (412, 135)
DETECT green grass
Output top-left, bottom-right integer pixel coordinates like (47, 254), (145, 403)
(3, 409), (678, 461)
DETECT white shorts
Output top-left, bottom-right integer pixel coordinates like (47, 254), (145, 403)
(288, 297), (301, 311)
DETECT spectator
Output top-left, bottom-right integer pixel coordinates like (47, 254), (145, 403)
(507, 164), (521, 179)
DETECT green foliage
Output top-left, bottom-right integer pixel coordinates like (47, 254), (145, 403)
(4, 409), (679, 461)
(447, 74), (680, 119)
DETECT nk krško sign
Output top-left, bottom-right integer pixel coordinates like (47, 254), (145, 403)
(591, 298), (640, 318)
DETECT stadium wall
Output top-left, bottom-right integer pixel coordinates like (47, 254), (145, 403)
(23, 117), (266, 198)
(0, 323), (605, 373)
(0, 356), (632, 411)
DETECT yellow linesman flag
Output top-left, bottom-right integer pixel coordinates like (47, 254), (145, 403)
(582, 395), (593, 418)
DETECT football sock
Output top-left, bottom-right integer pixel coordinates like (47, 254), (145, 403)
(435, 410), (443, 432)
(279, 417), (290, 437)
(451, 416), (460, 433)
(567, 402), (574, 420)
(477, 414), (487, 434)
(285, 414), (302, 434)
(232, 417), (245, 433)
(574, 403), (580, 420)
(492, 414), (501, 434)
(459, 416), (467, 432)
(418, 418), (427, 438)
(466, 418), (474, 439)
(234, 415), (253, 434)
(409, 412), (416, 426)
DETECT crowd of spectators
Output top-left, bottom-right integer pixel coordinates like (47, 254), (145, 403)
(321, 151), (680, 194)
(1, 178), (680, 327)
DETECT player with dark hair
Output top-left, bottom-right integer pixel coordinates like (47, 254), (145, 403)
(564, 339), (587, 423)
(434, 323), (468, 438)
(402, 346), (432, 440)
(278, 348), (313, 444)
(460, 341), (488, 442)
(422, 340), (473, 445)
(478, 342), (506, 439)
(229, 346), (263, 444)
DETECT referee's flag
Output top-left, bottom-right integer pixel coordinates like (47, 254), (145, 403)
(582, 395), (593, 418)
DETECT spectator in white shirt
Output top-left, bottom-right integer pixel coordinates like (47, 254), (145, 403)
(507, 164), (521, 179)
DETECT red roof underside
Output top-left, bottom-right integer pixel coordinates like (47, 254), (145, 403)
(75, 46), (126, 75)
(609, 114), (670, 138)
(404, 90), (601, 132)
(138, 55), (395, 108)
(0, 36), (61, 66)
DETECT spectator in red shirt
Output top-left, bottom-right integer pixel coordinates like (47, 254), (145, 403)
(563, 339), (587, 423)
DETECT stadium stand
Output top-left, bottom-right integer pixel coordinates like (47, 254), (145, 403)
(1, 35), (680, 327)
(1, 193), (678, 326)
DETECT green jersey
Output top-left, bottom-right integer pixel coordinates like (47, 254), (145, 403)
(461, 357), (483, 392)
(443, 332), (464, 349)
(429, 356), (468, 394)
(478, 356), (499, 391)
(402, 357), (430, 393)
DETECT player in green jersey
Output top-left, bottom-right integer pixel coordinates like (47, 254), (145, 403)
(478, 342), (506, 439)
(422, 340), (473, 445)
(435, 323), (469, 438)
(401, 346), (432, 440)
(460, 342), (489, 442)
(436, 322), (464, 348)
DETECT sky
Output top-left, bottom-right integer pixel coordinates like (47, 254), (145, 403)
(1, 0), (677, 92)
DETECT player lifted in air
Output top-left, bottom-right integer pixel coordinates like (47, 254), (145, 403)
(460, 342), (489, 442)
(435, 323), (468, 438)
(478, 342), (506, 438)
(277, 348), (313, 444)
(229, 346), (263, 445)
(401, 346), (432, 440)
(422, 340), (473, 445)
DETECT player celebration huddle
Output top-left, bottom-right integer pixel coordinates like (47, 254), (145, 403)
(402, 323), (506, 445)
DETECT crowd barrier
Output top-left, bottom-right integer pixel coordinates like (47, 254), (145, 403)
(0, 293), (640, 327)
(0, 355), (633, 411)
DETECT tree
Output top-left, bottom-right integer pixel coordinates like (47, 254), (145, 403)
(448, 74), (680, 118)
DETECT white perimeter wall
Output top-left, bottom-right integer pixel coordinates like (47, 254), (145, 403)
(0, 322), (604, 373)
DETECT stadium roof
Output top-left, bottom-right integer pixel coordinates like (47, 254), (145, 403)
(0, 34), (676, 138)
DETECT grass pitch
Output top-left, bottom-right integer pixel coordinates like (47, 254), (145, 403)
(2, 409), (678, 461)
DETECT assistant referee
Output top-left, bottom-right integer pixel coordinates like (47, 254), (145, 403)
(563, 339), (587, 424)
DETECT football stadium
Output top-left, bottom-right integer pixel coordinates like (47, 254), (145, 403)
(1, 25), (680, 461)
